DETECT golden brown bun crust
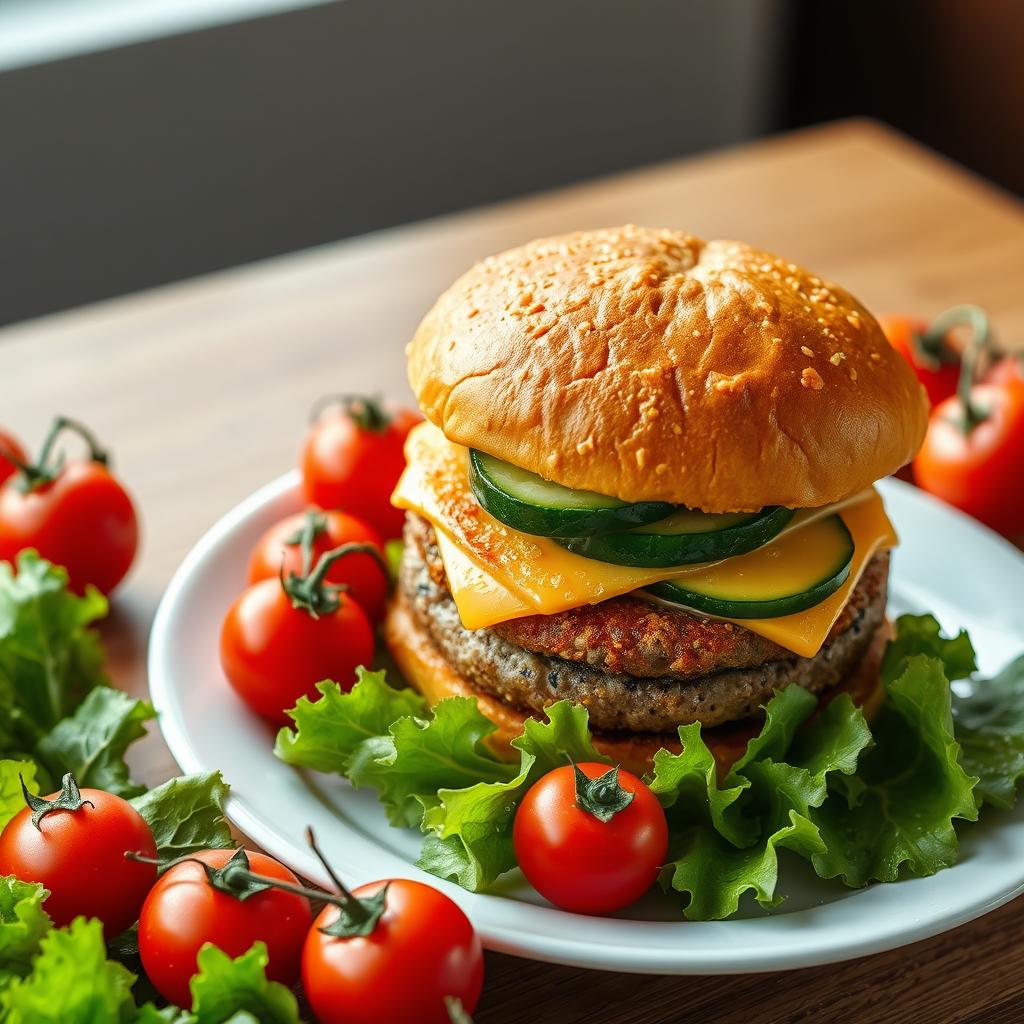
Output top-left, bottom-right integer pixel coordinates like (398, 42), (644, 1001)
(408, 226), (928, 511)
(384, 590), (888, 777)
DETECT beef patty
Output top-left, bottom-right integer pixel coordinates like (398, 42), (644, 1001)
(399, 515), (888, 733)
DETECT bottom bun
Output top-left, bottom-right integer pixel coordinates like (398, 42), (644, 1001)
(384, 590), (889, 777)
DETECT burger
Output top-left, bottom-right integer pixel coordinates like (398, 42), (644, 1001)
(385, 225), (928, 774)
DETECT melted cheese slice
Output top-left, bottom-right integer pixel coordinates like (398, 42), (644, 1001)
(394, 422), (897, 658)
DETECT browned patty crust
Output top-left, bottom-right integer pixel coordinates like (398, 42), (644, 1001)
(400, 515), (888, 732)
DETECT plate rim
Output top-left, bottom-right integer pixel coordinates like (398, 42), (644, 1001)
(148, 471), (1024, 975)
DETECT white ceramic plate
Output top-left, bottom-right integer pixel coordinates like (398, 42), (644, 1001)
(149, 474), (1024, 975)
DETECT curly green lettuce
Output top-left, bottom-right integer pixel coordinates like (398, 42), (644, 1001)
(276, 615), (1024, 920)
(808, 653), (978, 886)
(419, 701), (609, 890)
(953, 654), (1024, 809)
(0, 917), (136, 1023)
(0, 552), (108, 748)
(277, 669), (515, 829)
(179, 943), (299, 1024)
(0, 878), (51, 994)
(130, 772), (236, 866)
(652, 687), (871, 919)
(37, 687), (156, 799)
(0, 760), (39, 832)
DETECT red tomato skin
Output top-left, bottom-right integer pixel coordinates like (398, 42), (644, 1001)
(299, 406), (420, 539)
(880, 314), (961, 407)
(247, 510), (388, 624)
(139, 848), (311, 1008)
(220, 579), (375, 724)
(986, 356), (1024, 388)
(302, 879), (483, 1024)
(513, 763), (669, 915)
(0, 461), (139, 594)
(914, 381), (1024, 537)
(0, 431), (26, 487)
(0, 789), (157, 936)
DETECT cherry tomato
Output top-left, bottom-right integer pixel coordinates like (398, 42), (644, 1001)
(880, 314), (962, 407)
(914, 379), (1024, 537)
(247, 510), (388, 624)
(0, 431), (26, 488)
(138, 848), (311, 1008)
(220, 577), (374, 724)
(986, 355), (1024, 388)
(513, 762), (668, 915)
(0, 783), (157, 936)
(300, 397), (420, 539)
(302, 878), (483, 1024)
(0, 418), (138, 595)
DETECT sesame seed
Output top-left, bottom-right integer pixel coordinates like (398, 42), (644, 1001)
(801, 345), (815, 357)
(636, 448), (649, 469)
(801, 367), (825, 391)
(849, 367), (859, 382)
(830, 352), (846, 365)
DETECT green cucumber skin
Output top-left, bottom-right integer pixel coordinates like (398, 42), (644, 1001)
(559, 506), (795, 568)
(645, 516), (855, 619)
(469, 449), (675, 538)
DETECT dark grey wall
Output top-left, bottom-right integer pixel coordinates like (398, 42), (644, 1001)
(0, 0), (785, 326)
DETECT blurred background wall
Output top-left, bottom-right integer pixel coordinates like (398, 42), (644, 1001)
(0, 0), (1021, 327)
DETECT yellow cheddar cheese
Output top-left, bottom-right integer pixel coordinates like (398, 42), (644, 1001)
(393, 422), (897, 658)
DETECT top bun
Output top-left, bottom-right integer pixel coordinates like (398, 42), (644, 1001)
(407, 226), (928, 511)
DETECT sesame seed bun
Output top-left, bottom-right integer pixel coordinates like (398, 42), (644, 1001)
(407, 226), (928, 511)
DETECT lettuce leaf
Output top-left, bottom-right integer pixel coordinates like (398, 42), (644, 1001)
(186, 943), (299, 1024)
(665, 812), (825, 920)
(134, 1008), (192, 1024)
(655, 688), (871, 919)
(0, 917), (136, 1023)
(0, 877), (51, 992)
(279, 671), (515, 828)
(953, 654), (1024, 809)
(418, 702), (608, 890)
(272, 615), (1024, 920)
(351, 696), (517, 828)
(881, 613), (976, 683)
(648, 722), (752, 848)
(275, 668), (426, 775)
(130, 772), (235, 866)
(0, 760), (39, 832)
(808, 654), (978, 886)
(0, 552), (108, 747)
(37, 687), (155, 799)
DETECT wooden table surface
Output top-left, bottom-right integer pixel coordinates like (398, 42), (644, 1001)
(4, 118), (1024, 1023)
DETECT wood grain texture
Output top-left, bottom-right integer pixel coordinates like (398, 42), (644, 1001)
(2, 119), (1023, 1022)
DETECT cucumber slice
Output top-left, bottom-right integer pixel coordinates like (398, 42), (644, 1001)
(560, 505), (794, 567)
(469, 450), (675, 538)
(645, 514), (855, 618)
